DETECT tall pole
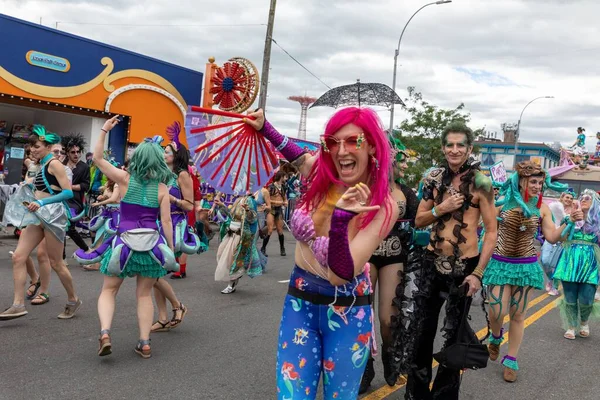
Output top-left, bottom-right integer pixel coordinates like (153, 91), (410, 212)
(258, 0), (277, 112)
(514, 96), (554, 153)
(389, 0), (452, 132)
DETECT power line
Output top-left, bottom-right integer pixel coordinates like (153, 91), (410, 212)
(56, 21), (266, 28)
(271, 38), (331, 89)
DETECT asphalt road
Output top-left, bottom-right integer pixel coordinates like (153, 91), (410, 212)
(0, 233), (599, 400)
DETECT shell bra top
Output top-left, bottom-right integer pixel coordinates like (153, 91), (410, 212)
(289, 187), (344, 268)
(494, 208), (539, 258)
(118, 175), (160, 234)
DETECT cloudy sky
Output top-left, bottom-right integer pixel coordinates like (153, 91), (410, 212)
(3, 0), (600, 150)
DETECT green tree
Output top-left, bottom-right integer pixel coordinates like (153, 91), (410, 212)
(394, 87), (481, 187)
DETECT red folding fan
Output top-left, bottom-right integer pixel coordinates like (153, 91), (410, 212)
(185, 106), (279, 195)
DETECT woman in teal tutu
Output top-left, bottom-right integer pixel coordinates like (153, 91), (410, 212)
(553, 189), (600, 340)
(482, 161), (573, 382)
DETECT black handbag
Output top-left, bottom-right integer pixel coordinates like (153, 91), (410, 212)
(433, 296), (490, 370)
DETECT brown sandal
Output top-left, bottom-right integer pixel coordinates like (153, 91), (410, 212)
(31, 293), (50, 305)
(98, 330), (112, 357)
(134, 339), (151, 359)
(151, 320), (171, 333)
(169, 303), (188, 329)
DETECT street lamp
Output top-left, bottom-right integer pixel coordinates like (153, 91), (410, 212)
(389, 0), (452, 132)
(514, 96), (554, 153)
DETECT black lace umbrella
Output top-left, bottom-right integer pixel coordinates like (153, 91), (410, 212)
(311, 79), (404, 108)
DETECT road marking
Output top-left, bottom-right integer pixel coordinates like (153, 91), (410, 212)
(361, 292), (555, 400)
(278, 280), (290, 283)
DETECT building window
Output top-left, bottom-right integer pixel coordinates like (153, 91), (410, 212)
(482, 153), (496, 166)
(515, 155), (530, 164)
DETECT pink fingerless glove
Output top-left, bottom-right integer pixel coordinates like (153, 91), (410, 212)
(260, 120), (306, 162)
(327, 207), (357, 281)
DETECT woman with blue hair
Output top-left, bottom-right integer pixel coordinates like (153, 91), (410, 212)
(483, 161), (573, 382)
(553, 189), (600, 340)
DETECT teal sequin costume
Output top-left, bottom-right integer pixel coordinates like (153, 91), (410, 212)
(553, 231), (600, 286)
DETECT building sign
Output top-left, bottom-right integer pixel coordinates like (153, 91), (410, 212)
(26, 50), (71, 73)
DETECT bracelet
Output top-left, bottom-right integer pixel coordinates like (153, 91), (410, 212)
(101, 128), (108, 133)
(431, 207), (439, 218)
(471, 266), (485, 280)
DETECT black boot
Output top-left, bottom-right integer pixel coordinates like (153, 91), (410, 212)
(382, 349), (396, 386)
(261, 235), (270, 257)
(359, 357), (375, 394)
(279, 234), (286, 256)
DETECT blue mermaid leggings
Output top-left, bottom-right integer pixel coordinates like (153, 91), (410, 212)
(276, 266), (373, 400)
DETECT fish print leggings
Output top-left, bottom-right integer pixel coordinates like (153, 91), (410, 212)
(276, 266), (373, 400)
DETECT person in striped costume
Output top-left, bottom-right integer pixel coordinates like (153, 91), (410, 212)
(483, 161), (572, 382)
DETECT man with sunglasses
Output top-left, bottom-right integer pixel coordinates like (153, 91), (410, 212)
(62, 135), (91, 254)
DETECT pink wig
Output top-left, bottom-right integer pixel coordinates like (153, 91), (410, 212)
(298, 107), (392, 231)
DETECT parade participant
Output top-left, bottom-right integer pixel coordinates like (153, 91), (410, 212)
(151, 123), (199, 331)
(569, 127), (587, 158)
(260, 171), (287, 257)
(484, 161), (570, 382)
(359, 137), (419, 393)
(63, 134), (91, 253)
(84, 180), (120, 271)
(244, 107), (398, 399)
(214, 192), (265, 294)
(553, 189), (600, 339)
(74, 116), (178, 358)
(406, 121), (498, 399)
(0, 125), (82, 320)
(171, 165), (206, 279)
(541, 188), (576, 295)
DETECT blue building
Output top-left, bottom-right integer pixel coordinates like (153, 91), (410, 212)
(475, 138), (560, 172)
(0, 13), (203, 183)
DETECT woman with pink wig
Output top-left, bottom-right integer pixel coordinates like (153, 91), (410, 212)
(244, 107), (399, 399)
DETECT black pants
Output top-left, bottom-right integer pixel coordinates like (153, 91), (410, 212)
(405, 251), (478, 400)
(63, 225), (89, 259)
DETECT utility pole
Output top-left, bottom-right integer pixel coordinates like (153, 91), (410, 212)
(258, 0), (277, 112)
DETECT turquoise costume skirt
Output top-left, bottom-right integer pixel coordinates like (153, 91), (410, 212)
(553, 240), (600, 285)
(100, 246), (167, 279)
(483, 254), (544, 289)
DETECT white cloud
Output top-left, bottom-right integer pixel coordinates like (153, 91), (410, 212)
(3, 0), (600, 151)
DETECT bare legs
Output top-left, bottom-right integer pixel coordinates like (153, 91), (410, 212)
(97, 275), (156, 350)
(11, 226), (45, 306)
(153, 278), (182, 324)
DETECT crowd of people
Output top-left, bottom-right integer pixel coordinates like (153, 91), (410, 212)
(0, 108), (598, 400)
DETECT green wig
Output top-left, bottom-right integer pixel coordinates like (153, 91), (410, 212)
(31, 125), (61, 145)
(389, 136), (407, 163)
(128, 140), (172, 184)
